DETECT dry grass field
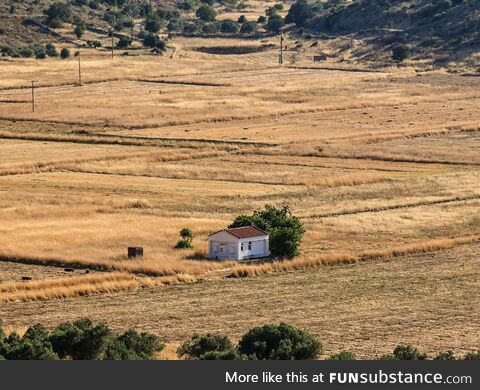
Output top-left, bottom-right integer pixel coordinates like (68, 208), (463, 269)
(0, 37), (479, 357)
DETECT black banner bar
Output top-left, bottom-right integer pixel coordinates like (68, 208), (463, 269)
(0, 361), (477, 389)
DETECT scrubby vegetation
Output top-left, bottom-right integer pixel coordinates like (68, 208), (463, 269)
(177, 324), (478, 360)
(0, 318), (164, 360)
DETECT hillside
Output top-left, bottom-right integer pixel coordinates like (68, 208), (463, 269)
(1, 0), (479, 70)
(308, 0), (480, 69)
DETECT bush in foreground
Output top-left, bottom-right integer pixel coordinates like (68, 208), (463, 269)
(177, 334), (238, 360)
(238, 323), (321, 360)
(0, 319), (163, 360)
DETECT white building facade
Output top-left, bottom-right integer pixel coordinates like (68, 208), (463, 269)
(207, 226), (269, 261)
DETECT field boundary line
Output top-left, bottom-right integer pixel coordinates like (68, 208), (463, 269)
(303, 194), (480, 219)
(0, 131), (279, 148)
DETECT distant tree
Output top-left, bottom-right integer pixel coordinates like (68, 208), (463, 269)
(240, 21), (257, 34)
(237, 15), (246, 23)
(202, 23), (219, 33)
(266, 14), (285, 33)
(145, 14), (163, 33)
(86, 40), (102, 48)
(257, 15), (266, 24)
(44, 2), (72, 27)
(220, 20), (238, 33)
(392, 45), (410, 62)
(143, 33), (166, 52)
(117, 35), (132, 49)
(196, 5), (216, 22)
(238, 323), (321, 360)
(33, 44), (47, 59)
(230, 205), (305, 258)
(200, 0), (215, 4)
(45, 43), (58, 57)
(285, 0), (314, 27)
(178, 334), (238, 360)
(19, 47), (34, 58)
(175, 228), (193, 249)
(74, 21), (86, 39)
(60, 48), (71, 59)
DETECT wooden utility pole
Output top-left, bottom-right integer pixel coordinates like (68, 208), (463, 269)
(279, 33), (284, 64)
(31, 80), (38, 112)
(111, 32), (114, 59)
(78, 51), (82, 86)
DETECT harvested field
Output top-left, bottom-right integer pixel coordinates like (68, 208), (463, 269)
(0, 37), (479, 357)
(1, 244), (478, 359)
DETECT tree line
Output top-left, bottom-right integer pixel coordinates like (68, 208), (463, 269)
(1, 319), (478, 360)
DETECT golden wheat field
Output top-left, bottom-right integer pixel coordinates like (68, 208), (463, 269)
(0, 38), (479, 358)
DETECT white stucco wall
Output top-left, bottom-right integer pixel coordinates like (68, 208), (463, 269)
(208, 232), (269, 260)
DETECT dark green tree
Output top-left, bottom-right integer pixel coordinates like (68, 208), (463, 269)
(240, 21), (257, 33)
(196, 5), (216, 22)
(285, 0), (314, 27)
(178, 334), (238, 360)
(60, 48), (71, 59)
(266, 14), (285, 33)
(175, 228), (193, 249)
(117, 35), (132, 49)
(46, 43), (58, 57)
(230, 205), (305, 258)
(392, 45), (410, 62)
(49, 318), (112, 360)
(238, 323), (321, 360)
(220, 20), (238, 33)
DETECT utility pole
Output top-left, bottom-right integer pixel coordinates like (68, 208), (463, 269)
(31, 80), (38, 112)
(111, 31), (114, 59)
(279, 33), (284, 65)
(77, 51), (82, 86)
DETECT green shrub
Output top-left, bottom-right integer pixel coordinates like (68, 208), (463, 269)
(19, 47), (34, 58)
(175, 228), (193, 249)
(178, 334), (237, 360)
(238, 323), (321, 360)
(49, 318), (111, 360)
(392, 45), (410, 62)
(266, 14), (285, 33)
(391, 345), (428, 360)
(145, 14), (163, 33)
(104, 329), (164, 360)
(463, 350), (480, 360)
(46, 43), (58, 57)
(220, 20), (238, 33)
(285, 0), (314, 27)
(196, 6), (216, 22)
(329, 350), (356, 360)
(117, 35), (132, 49)
(44, 2), (72, 27)
(60, 48), (70, 59)
(240, 21), (257, 34)
(143, 33), (166, 52)
(74, 22), (86, 39)
(434, 350), (456, 360)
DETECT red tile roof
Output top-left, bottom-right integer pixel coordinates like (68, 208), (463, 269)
(209, 225), (268, 239)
